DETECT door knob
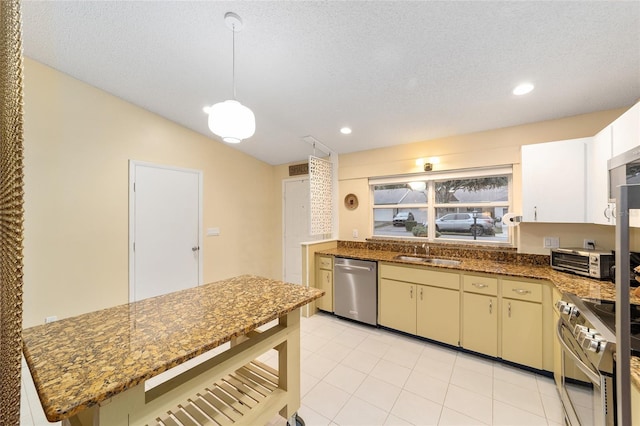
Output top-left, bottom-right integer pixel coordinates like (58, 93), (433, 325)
(192, 246), (200, 252)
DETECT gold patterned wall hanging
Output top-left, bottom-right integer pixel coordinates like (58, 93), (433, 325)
(309, 155), (333, 235)
(0, 0), (25, 424)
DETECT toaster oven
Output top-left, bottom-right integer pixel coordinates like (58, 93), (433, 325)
(550, 247), (614, 280)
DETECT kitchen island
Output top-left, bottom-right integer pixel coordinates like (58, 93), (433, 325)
(22, 275), (323, 425)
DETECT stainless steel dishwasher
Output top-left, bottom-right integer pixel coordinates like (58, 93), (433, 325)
(333, 257), (377, 326)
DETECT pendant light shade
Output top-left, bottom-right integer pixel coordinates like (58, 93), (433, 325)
(206, 100), (255, 143)
(206, 12), (255, 144)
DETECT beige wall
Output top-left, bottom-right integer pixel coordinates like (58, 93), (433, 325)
(24, 57), (638, 328)
(23, 59), (280, 328)
(334, 107), (639, 253)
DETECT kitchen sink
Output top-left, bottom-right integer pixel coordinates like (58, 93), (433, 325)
(393, 255), (461, 266)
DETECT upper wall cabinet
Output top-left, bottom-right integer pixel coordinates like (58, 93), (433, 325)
(521, 138), (589, 223)
(611, 102), (640, 157)
(587, 126), (615, 225)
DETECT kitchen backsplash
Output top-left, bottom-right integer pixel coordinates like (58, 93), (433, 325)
(338, 239), (550, 267)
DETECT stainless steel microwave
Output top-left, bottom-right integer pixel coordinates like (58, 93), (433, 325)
(608, 145), (640, 201)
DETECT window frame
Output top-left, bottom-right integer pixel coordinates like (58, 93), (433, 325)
(370, 166), (513, 245)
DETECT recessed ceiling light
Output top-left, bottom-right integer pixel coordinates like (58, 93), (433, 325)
(513, 83), (534, 96)
(340, 127), (352, 135)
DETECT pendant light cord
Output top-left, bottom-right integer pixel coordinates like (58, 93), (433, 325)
(232, 23), (236, 100)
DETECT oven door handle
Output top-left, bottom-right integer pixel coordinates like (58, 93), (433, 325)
(556, 319), (601, 384)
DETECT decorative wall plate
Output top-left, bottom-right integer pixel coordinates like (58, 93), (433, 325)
(344, 193), (359, 210)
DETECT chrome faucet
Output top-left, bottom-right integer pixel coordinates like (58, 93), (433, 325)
(413, 245), (418, 255)
(422, 243), (430, 256)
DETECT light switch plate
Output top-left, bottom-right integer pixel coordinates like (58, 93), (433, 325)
(206, 227), (220, 236)
(543, 236), (559, 248)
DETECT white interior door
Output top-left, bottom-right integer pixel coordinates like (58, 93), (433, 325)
(129, 162), (202, 302)
(283, 179), (317, 284)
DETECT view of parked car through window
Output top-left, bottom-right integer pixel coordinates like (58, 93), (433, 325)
(371, 170), (511, 243)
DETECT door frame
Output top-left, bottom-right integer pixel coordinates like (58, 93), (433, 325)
(282, 177), (312, 282)
(128, 160), (204, 302)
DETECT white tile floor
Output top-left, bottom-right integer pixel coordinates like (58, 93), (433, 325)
(20, 311), (565, 425)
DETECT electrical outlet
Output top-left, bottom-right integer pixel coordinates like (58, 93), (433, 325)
(543, 236), (559, 248)
(352, 229), (358, 238)
(583, 239), (596, 250)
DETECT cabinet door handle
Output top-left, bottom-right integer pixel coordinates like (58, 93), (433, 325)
(410, 287), (413, 299)
(612, 207), (616, 218)
(508, 302), (511, 318)
(534, 206), (537, 221)
(420, 287), (423, 300)
(512, 288), (531, 295)
(326, 273), (330, 283)
(604, 206), (611, 220)
(489, 299), (492, 314)
(472, 283), (488, 289)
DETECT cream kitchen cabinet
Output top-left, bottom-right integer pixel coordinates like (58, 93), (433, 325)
(417, 285), (460, 346)
(501, 279), (543, 369)
(315, 255), (333, 312)
(521, 137), (589, 223)
(379, 278), (417, 334)
(611, 101), (640, 157)
(462, 274), (498, 357)
(379, 263), (460, 345)
(552, 287), (562, 389)
(378, 264), (553, 371)
(587, 125), (616, 225)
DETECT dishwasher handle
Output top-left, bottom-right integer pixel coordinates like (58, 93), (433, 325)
(334, 264), (373, 272)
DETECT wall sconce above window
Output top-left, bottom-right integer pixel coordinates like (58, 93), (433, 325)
(416, 157), (439, 172)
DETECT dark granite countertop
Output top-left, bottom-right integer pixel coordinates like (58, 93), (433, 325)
(22, 275), (323, 422)
(318, 247), (640, 304)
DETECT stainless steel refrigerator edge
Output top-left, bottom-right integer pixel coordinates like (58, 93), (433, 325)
(615, 184), (640, 426)
(333, 258), (378, 326)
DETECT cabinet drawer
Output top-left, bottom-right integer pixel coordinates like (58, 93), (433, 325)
(380, 263), (459, 289)
(502, 279), (542, 303)
(463, 274), (498, 296)
(318, 256), (332, 270)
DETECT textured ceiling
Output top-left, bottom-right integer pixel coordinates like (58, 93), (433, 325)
(21, 1), (640, 165)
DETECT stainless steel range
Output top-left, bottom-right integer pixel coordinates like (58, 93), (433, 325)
(556, 293), (640, 425)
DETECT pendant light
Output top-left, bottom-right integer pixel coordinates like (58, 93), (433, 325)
(204, 12), (255, 144)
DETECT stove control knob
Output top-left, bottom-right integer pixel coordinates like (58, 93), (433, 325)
(556, 301), (577, 316)
(582, 336), (606, 353)
(577, 330), (599, 344)
(574, 325), (595, 337)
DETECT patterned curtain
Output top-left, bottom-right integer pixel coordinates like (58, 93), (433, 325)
(0, 0), (25, 424)
(309, 155), (333, 235)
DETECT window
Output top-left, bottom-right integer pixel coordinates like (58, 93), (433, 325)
(371, 167), (512, 243)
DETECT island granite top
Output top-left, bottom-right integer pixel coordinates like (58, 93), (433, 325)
(22, 275), (323, 422)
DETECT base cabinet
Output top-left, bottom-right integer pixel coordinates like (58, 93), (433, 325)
(502, 299), (542, 369)
(501, 279), (544, 369)
(378, 264), (552, 371)
(462, 292), (498, 357)
(379, 263), (460, 345)
(315, 255), (333, 312)
(552, 288), (563, 389)
(417, 285), (459, 346)
(379, 278), (417, 334)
